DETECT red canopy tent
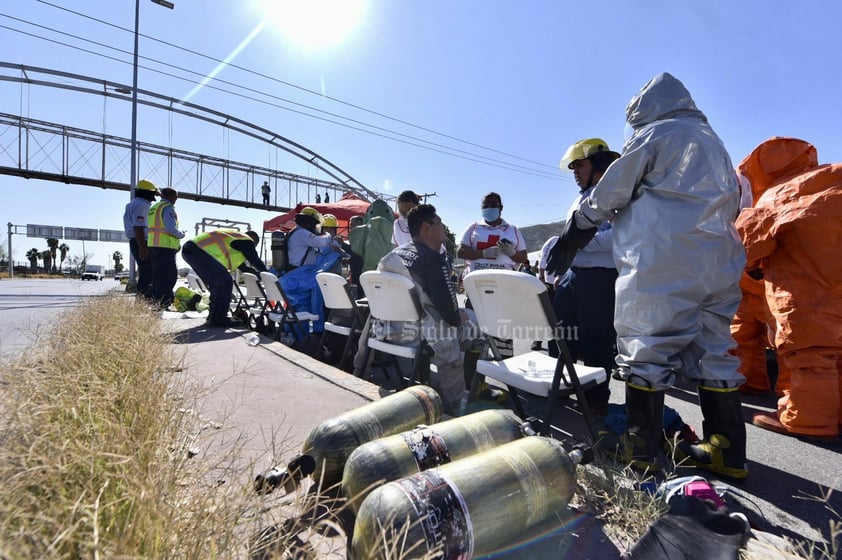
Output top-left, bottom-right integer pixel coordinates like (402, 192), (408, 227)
(262, 192), (372, 235)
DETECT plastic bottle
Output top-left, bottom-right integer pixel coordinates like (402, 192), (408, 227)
(457, 390), (470, 416)
(301, 385), (443, 488)
(342, 409), (526, 512)
(527, 359), (537, 375)
(351, 436), (579, 560)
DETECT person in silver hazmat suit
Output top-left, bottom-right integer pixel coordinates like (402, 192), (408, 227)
(548, 72), (748, 478)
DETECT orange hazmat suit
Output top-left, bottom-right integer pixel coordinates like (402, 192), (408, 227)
(730, 272), (777, 393)
(736, 137), (842, 436)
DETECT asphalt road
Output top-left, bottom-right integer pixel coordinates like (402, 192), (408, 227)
(0, 277), (120, 361)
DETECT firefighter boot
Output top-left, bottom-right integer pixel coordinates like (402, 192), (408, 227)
(601, 383), (665, 473)
(675, 387), (749, 480)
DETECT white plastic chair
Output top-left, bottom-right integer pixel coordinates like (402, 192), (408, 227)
(186, 272), (208, 293)
(463, 269), (606, 440)
(315, 272), (368, 370)
(259, 271), (320, 341)
(358, 270), (431, 387)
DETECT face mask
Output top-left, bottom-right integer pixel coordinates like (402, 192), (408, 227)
(482, 208), (501, 222)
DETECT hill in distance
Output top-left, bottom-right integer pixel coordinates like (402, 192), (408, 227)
(520, 220), (565, 253)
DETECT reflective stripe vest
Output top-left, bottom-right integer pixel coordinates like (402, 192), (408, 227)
(193, 230), (251, 271)
(147, 200), (180, 249)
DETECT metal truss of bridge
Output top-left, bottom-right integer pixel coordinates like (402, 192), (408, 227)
(0, 62), (385, 212)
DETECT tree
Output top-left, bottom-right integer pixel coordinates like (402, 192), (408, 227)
(46, 238), (59, 273)
(59, 243), (70, 271)
(41, 250), (52, 274)
(112, 251), (124, 273)
(26, 248), (40, 273)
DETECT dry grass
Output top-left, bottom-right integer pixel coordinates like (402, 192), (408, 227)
(573, 460), (669, 551)
(0, 295), (346, 559)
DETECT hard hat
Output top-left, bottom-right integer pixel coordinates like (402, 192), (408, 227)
(322, 214), (338, 227)
(559, 138), (620, 170)
(299, 206), (323, 223)
(136, 179), (158, 192)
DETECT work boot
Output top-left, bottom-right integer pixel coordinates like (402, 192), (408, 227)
(675, 387), (749, 480)
(601, 382), (665, 473)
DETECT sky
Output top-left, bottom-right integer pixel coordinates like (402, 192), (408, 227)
(2, 0), (841, 269)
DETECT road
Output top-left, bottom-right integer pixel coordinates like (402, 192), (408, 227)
(0, 277), (120, 361)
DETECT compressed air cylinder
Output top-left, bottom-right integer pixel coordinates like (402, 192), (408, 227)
(351, 436), (577, 560)
(301, 385), (442, 488)
(342, 409), (525, 512)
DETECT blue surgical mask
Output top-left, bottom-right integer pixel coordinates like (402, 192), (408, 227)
(482, 208), (501, 222)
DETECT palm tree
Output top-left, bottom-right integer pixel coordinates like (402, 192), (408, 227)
(26, 248), (40, 273)
(40, 250), (52, 274)
(46, 238), (59, 273)
(112, 251), (123, 273)
(59, 243), (70, 272)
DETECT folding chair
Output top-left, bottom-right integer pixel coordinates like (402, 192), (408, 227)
(358, 270), (431, 388)
(462, 269), (606, 441)
(241, 272), (272, 332)
(315, 272), (369, 370)
(230, 273), (251, 324)
(259, 271), (320, 341)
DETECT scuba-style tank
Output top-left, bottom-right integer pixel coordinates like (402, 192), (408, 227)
(342, 409), (528, 512)
(301, 385), (442, 489)
(270, 230), (288, 272)
(351, 436), (580, 560)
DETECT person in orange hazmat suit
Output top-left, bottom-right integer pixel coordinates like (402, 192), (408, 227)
(736, 137), (842, 439)
(731, 168), (790, 397)
(730, 271), (784, 395)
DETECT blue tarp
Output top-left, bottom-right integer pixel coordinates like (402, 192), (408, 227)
(276, 250), (342, 334)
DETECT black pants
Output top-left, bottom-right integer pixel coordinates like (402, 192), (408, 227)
(129, 238), (154, 299)
(182, 241), (232, 323)
(149, 247), (178, 309)
(550, 266), (618, 404)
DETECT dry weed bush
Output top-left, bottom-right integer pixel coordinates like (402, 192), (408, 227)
(0, 295), (344, 559)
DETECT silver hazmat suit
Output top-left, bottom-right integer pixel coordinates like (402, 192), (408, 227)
(576, 72), (746, 390)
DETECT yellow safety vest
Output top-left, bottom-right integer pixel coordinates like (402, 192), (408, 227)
(193, 230), (251, 271)
(147, 200), (181, 249)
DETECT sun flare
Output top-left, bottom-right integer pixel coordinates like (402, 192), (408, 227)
(256, 0), (367, 50)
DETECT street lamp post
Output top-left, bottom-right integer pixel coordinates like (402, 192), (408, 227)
(128, 0), (174, 289)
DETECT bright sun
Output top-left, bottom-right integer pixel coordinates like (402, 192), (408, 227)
(256, 0), (367, 50)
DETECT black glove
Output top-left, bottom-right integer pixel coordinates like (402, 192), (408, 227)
(546, 215), (599, 277)
(560, 212), (598, 250)
(546, 241), (577, 278)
